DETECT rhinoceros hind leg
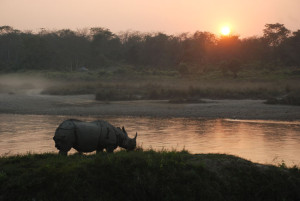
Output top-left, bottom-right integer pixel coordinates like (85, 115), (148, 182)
(59, 150), (68, 156)
(106, 146), (115, 153)
(96, 148), (104, 153)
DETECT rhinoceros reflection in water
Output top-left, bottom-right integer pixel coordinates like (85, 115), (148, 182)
(53, 119), (137, 155)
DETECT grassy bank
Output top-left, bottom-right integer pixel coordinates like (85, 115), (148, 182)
(0, 150), (299, 201)
(1, 69), (300, 103)
(39, 71), (300, 102)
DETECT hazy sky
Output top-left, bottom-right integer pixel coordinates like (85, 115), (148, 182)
(1, 0), (300, 37)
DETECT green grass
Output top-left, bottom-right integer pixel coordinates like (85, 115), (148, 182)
(0, 150), (299, 201)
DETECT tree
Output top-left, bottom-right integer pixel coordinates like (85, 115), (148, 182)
(0, 26), (20, 34)
(119, 31), (144, 65)
(180, 31), (216, 65)
(90, 27), (122, 67)
(263, 23), (290, 47)
(216, 35), (241, 62)
(220, 59), (242, 78)
(140, 33), (173, 66)
(0, 26), (22, 70)
(240, 36), (268, 64)
(283, 30), (300, 66)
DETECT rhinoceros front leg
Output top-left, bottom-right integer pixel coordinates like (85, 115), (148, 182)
(106, 146), (115, 153)
(59, 150), (68, 156)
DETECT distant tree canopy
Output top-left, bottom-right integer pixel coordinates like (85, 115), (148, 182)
(0, 23), (299, 72)
(263, 23), (291, 47)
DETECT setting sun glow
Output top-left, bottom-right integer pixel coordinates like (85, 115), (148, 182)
(221, 26), (231, 36)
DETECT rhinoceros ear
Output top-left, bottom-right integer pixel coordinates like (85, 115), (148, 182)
(134, 132), (137, 140)
(122, 126), (128, 136)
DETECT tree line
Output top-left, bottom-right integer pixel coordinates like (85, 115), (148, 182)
(0, 23), (299, 73)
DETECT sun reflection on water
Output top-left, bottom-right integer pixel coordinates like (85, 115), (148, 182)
(0, 114), (299, 166)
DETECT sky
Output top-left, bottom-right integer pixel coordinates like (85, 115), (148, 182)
(1, 0), (300, 38)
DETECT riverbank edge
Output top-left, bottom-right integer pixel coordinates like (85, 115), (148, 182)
(0, 150), (299, 201)
(1, 92), (300, 121)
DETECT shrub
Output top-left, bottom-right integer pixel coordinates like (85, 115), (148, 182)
(265, 92), (300, 106)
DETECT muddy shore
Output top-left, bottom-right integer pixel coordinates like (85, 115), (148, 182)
(1, 92), (300, 120)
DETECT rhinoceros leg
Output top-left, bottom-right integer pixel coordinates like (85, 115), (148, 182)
(106, 146), (115, 153)
(59, 150), (68, 156)
(96, 148), (104, 153)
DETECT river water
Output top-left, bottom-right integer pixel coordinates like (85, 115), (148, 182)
(0, 114), (299, 166)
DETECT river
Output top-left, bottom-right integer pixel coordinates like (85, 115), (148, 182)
(0, 114), (299, 166)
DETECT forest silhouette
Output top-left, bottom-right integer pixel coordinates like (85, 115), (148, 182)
(0, 23), (299, 74)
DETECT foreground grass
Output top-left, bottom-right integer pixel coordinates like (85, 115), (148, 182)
(0, 150), (300, 201)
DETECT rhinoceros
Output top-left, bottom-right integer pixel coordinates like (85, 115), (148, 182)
(53, 119), (137, 155)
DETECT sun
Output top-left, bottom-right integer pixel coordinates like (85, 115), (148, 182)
(221, 26), (231, 36)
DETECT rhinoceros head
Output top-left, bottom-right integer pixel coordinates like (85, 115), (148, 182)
(53, 128), (75, 153)
(53, 134), (67, 152)
(121, 126), (137, 151)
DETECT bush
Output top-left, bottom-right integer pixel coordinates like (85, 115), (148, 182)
(265, 92), (300, 106)
(177, 63), (190, 76)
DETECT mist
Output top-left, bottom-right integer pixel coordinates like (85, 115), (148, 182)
(0, 74), (54, 95)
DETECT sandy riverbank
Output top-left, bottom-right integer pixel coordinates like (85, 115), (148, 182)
(1, 92), (300, 120)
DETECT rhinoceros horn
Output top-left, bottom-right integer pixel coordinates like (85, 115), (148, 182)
(122, 126), (128, 137)
(134, 132), (137, 140)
